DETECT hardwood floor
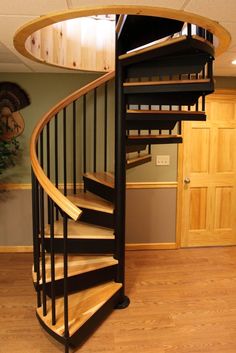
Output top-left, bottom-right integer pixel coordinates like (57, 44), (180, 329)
(1, 247), (236, 353)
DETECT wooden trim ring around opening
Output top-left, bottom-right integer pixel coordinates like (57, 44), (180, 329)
(14, 5), (230, 72)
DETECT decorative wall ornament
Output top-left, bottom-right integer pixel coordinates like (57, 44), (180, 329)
(0, 82), (30, 173)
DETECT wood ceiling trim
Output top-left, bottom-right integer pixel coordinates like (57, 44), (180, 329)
(14, 5), (231, 72)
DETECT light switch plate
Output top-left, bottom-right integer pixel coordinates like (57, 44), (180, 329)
(156, 155), (170, 166)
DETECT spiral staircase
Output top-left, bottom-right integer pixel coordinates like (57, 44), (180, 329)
(30, 15), (215, 353)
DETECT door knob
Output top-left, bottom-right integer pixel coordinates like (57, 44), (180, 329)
(184, 177), (191, 184)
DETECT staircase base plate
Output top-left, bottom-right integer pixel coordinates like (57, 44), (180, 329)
(115, 295), (130, 309)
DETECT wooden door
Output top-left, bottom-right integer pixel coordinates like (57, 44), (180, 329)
(179, 91), (236, 247)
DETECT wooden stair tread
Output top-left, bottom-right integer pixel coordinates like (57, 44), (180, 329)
(37, 281), (122, 337)
(67, 191), (113, 214)
(127, 109), (204, 115)
(33, 255), (118, 284)
(84, 172), (114, 188)
(126, 154), (152, 165)
(119, 35), (187, 60)
(128, 134), (181, 140)
(124, 78), (210, 87)
(45, 220), (114, 240)
(119, 34), (214, 61)
(126, 154), (152, 169)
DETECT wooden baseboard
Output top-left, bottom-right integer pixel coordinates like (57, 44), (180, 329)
(126, 243), (177, 250)
(0, 246), (33, 253)
(0, 243), (177, 253)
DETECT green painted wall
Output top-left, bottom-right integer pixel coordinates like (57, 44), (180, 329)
(0, 72), (100, 183)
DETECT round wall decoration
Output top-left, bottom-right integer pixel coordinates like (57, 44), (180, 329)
(0, 82), (30, 141)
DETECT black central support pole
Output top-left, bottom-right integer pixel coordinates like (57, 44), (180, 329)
(114, 20), (130, 309)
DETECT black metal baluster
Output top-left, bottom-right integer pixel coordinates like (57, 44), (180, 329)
(137, 79), (141, 155)
(35, 140), (40, 273)
(83, 95), (87, 174)
(178, 121), (182, 135)
(115, 30), (126, 298)
(148, 101), (151, 153)
(169, 105), (172, 135)
(63, 214), (69, 352)
(202, 28), (206, 39)
(46, 122), (51, 224)
(104, 83), (108, 172)
(206, 31), (213, 43)
(73, 101), (77, 195)
(196, 100), (199, 111)
(63, 108), (67, 196)
(54, 114), (59, 220)
(202, 93), (206, 111)
(159, 104), (162, 135)
(187, 23), (192, 38)
(40, 183), (47, 316)
(39, 132), (47, 316)
(32, 170), (38, 273)
(202, 66), (206, 79)
(31, 169), (41, 308)
(196, 26), (204, 38)
(208, 59), (213, 79)
(49, 198), (56, 325)
(93, 88), (97, 173)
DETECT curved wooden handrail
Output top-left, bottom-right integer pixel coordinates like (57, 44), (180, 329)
(30, 70), (115, 221)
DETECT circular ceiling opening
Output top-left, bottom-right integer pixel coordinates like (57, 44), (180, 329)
(14, 6), (230, 72)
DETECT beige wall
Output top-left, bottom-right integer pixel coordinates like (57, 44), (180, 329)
(0, 189), (32, 245)
(126, 188), (176, 243)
